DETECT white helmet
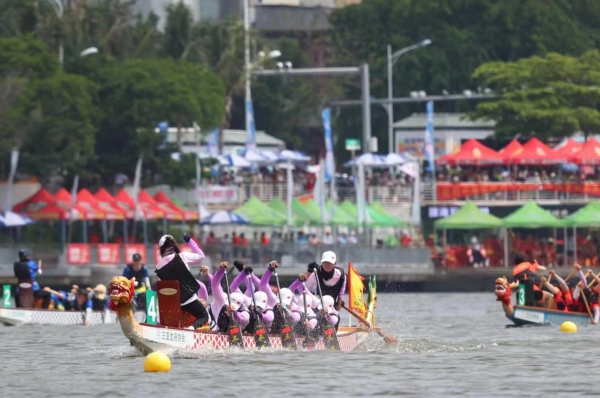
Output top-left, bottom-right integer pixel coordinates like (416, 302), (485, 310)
(297, 295), (312, 310)
(253, 291), (268, 310)
(229, 292), (246, 311)
(322, 295), (335, 314)
(279, 288), (294, 306)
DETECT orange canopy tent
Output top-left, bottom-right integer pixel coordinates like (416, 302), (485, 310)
(505, 137), (567, 165)
(570, 137), (600, 165)
(436, 139), (503, 165)
(154, 191), (199, 221)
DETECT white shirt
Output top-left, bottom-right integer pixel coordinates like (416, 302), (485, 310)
(322, 234), (334, 245)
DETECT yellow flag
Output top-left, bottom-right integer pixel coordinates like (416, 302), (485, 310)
(348, 262), (366, 316)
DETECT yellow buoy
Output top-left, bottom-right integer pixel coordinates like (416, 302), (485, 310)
(144, 352), (171, 372)
(560, 321), (577, 333)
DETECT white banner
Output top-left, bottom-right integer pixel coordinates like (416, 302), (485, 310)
(196, 186), (238, 204)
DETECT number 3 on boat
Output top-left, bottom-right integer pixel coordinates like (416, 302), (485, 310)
(146, 291), (158, 325)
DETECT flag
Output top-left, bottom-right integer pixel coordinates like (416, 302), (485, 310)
(348, 262), (366, 316)
(322, 108), (336, 220)
(195, 152), (203, 222)
(132, 156), (143, 221)
(4, 149), (19, 211)
(207, 128), (219, 157)
(69, 174), (79, 220)
(245, 100), (257, 152)
(425, 101), (435, 172)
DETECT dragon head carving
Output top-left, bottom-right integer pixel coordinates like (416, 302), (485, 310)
(109, 276), (135, 311)
(495, 276), (519, 304)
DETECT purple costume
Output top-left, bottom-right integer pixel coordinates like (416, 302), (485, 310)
(187, 239), (210, 302)
(210, 267), (249, 328)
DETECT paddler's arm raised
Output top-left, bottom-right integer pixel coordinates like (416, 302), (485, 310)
(199, 265), (213, 284)
(183, 233), (206, 261)
(210, 263), (228, 310)
(260, 261), (278, 308)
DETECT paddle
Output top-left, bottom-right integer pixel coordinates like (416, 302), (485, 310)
(342, 305), (398, 344)
(273, 269), (298, 350)
(246, 271), (271, 348)
(313, 267), (341, 350)
(223, 268), (244, 349)
(580, 286), (595, 324)
(301, 282), (316, 350)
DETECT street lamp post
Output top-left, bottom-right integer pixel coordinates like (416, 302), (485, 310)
(387, 39), (431, 154)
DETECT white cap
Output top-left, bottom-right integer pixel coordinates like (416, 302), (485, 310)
(322, 295), (335, 314)
(229, 292), (246, 311)
(253, 291), (268, 309)
(158, 234), (174, 247)
(279, 288), (294, 306)
(298, 295), (312, 310)
(321, 251), (336, 264)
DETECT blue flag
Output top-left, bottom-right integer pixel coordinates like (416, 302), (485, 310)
(207, 128), (219, 157)
(322, 108), (335, 182)
(246, 100), (257, 151)
(425, 101), (435, 172)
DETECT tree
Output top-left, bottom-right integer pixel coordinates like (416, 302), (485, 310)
(163, 1), (193, 59)
(327, 0), (600, 154)
(470, 50), (600, 140)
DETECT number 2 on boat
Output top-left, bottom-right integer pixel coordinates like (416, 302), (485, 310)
(2, 285), (12, 308)
(146, 291), (158, 325)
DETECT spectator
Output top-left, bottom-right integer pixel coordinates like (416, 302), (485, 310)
(400, 230), (413, 247)
(347, 231), (358, 245)
(322, 230), (334, 246)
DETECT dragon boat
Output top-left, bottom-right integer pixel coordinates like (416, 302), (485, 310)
(495, 276), (593, 327)
(0, 284), (146, 326)
(109, 275), (379, 354)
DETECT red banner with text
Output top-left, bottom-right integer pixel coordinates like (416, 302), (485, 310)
(67, 244), (91, 265)
(125, 244), (146, 264)
(436, 182), (600, 201)
(97, 244), (121, 265)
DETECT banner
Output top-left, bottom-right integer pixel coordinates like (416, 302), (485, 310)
(132, 156), (143, 220)
(125, 244), (146, 264)
(436, 182), (600, 201)
(196, 186), (238, 204)
(67, 244), (91, 265)
(4, 149), (19, 211)
(245, 100), (257, 152)
(322, 108), (334, 182)
(207, 128), (219, 157)
(425, 101), (434, 172)
(348, 262), (366, 316)
(97, 244), (121, 264)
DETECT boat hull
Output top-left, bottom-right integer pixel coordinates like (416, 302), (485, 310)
(0, 307), (146, 326)
(122, 320), (369, 355)
(511, 306), (591, 327)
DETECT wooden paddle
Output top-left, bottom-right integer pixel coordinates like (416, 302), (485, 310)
(274, 269), (298, 350)
(301, 282), (316, 350)
(247, 272), (271, 348)
(580, 286), (595, 324)
(314, 267), (341, 350)
(342, 305), (398, 344)
(223, 268), (244, 349)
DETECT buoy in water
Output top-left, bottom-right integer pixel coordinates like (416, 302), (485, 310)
(560, 321), (577, 333)
(144, 352), (171, 372)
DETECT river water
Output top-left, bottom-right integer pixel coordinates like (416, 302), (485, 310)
(1, 293), (596, 397)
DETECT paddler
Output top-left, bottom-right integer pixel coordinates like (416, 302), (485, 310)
(541, 270), (574, 312)
(182, 233), (209, 304)
(67, 289), (93, 325)
(298, 251), (346, 311)
(155, 235), (209, 329)
(209, 262), (250, 332)
(244, 289), (275, 334)
(512, 255), (546, 286)
(13, 250), (51, 308)
(122, 253), (151, 298)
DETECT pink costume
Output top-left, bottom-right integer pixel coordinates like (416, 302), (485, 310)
(187, 239), (209, 302)
(231, 271), (275, 325)
(210, 268), (249, 328)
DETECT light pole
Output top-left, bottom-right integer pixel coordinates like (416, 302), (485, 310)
(387, 39), (431, 154)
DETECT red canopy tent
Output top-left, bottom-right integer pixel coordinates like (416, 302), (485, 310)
(505, 137), (567, 165)
(139, 190), (183, 221)
(53, 188), (96, 220)
(570, 137), (600, 165)
(154, 191), (199, 221)
(13, 188), (74, 220)
(95, 188), (133, 218)
(76, 188), (127, 220)
(498, 139), (522, 164)
(114, 189), (164, 220)
(436, 139), (503, 165)
(555, 138), (583, 156)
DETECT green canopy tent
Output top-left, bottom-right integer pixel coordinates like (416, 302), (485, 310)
(292, 198), (322, 226)
(326, 200), (358, 227)
(339, 200), (406, 227)
(268, 198), (299, 226)
(502, 201), (565, 267)
(433, 202), (504, 267)
(234, 197), (286, 226)
(561, 201), (600, 263)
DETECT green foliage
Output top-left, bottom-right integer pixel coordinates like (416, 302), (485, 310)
(470, 50), (600, 139)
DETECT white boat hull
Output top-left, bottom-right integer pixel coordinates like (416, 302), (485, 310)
(0, 307), (146, 326)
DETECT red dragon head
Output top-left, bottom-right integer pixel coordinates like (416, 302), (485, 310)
(108, 276), (135, 312)
(495, 276), (519, 305)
